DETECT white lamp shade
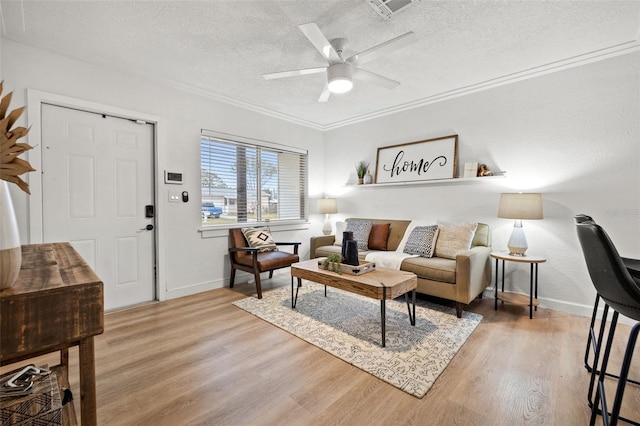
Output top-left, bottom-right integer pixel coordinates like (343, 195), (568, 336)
(317, 198), (338, 215)
(497, 193), (543, 220)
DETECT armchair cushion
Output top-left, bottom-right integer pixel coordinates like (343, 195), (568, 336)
(242, 227), (277, 252)
(235, 250), (299, 270)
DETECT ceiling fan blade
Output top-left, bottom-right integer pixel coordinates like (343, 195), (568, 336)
(298, 23), (342, 64)
(353, 68), (400, 90)
(346, 32), (418, 67)
(262, 67), (326, 80)
(318, 84), (331, 103)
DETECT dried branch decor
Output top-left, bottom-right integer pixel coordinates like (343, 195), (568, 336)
(0, 82), (34, 194)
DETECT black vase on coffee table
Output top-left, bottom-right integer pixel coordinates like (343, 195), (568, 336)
(341, 231), (359, 266)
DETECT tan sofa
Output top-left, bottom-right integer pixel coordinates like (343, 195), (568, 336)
(310, 218), (492, 317)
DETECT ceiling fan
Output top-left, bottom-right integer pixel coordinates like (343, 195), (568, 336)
(262, 23), (418, 102)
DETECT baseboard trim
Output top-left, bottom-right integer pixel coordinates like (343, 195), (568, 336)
(482, 290), (636, 326)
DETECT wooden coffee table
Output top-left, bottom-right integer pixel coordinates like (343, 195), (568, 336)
(290, 259), (418, 347)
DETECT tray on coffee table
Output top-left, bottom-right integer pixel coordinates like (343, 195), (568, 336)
(316, 257), (375, 275)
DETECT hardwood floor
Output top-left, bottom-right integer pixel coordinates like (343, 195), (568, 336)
(5, 275), (639, 425)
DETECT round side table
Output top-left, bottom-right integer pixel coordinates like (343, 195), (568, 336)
(491, 251), (547, 318)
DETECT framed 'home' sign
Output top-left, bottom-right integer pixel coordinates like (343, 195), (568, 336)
(374, 135), (458, 184)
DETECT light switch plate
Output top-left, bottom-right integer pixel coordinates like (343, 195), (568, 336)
(168, 190), (181, 203)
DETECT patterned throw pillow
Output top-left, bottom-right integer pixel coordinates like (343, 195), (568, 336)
(403, 225), (439, 258)
(241, 227), (278, 252)
(434, 221), (478, 259)
(345, 220), (373, 251)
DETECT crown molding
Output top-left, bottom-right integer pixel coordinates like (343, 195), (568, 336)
(185, 38), (640, 131)
(9, 36), (639, 132)
(319, 39), (640, 130)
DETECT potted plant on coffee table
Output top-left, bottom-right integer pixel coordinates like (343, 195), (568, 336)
(321, 253), (343, 274)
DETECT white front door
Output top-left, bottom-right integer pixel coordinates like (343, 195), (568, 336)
(41, 104), (155, 310)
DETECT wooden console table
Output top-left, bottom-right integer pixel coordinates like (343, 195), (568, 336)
(0, 243), (104, 425)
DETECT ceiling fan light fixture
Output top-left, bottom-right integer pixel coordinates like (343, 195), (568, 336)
(327, 63), (353, 94)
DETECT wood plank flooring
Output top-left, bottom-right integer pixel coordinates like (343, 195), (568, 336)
(4, 275), (639, 425)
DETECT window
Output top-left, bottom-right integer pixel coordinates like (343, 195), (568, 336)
(201, 132), (308, 226)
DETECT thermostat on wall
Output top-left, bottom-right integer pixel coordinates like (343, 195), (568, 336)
(164, 171), (183, 184)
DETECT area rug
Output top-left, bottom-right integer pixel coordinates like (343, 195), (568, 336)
(232, 282), (482, 398)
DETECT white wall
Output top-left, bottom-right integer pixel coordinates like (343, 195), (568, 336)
(4, 37), (639, 317)
(2, 39), (325, 300)
(323, 51), (640, 317)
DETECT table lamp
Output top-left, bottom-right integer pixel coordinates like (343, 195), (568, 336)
(497, 193), (543, 256)
(318, 198), (338, 235)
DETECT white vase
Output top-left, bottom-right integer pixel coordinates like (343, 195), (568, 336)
(363, 171), (373, 184)
(0, 181), (21, 289)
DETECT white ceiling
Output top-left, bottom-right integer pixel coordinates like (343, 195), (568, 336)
(2, 1), (639, 129)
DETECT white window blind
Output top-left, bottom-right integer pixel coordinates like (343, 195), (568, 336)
(201, 134), (308, 225)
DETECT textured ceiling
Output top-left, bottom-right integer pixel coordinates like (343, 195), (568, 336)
(1, 0), (639, 129)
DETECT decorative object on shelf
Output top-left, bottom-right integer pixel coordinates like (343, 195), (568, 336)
(363, 170), (373, 184)
(497, 193), (543, 256)
(0, 81), (34, 290)
(463, 162), (478, 178)
(317, 197), (338, 235)
(321, 253), (343, 274)
(478, 163), (493, 176)
(375, 134), (457, 184)
(355, 161), (369, 184)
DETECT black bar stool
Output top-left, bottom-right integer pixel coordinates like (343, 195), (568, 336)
(575, 217), (640, 426)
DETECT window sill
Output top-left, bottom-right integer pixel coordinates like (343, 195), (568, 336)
(199, 221), (311, 239)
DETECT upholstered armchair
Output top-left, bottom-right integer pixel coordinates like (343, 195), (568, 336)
(228, 227), (301, 299)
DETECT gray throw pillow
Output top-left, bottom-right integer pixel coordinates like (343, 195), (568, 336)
(403, 225), (439, 258)
(345, 220), (373, 251)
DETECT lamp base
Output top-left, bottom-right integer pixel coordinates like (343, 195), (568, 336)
(507, 220), (528, 256)
(322, 216), (332, 236)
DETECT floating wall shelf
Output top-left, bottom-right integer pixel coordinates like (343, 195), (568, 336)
(348, 172), (507, 188)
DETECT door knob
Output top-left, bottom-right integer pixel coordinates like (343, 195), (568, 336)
(139, 224), (154, 231)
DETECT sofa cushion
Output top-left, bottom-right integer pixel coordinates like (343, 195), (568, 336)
(368, 223), (391, 251)
(403, 225), (439, 258)
(315, 244), (342, 259)
(345, 220), (372, 250)
(401, 256), (457, 284)
(347, 218), (410, 251)
(333, 221), (347, 246)
(241, 227), (277, 252)
(472, 223), (491, 247)
(434, 221), (478, 259)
